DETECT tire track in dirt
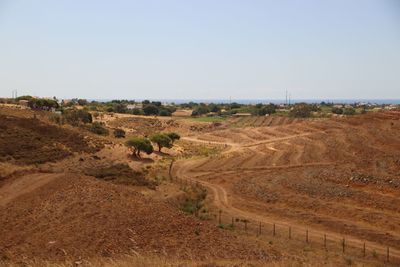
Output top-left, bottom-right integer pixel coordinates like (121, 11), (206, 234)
(0, 173), (61, 206)
(174, 159), (400, 259)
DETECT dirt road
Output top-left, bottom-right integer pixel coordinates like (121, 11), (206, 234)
(0, 173), (60, 206)
(174, 119), (400, 260)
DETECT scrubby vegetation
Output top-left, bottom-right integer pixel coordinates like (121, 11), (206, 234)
(88, 122), (109, 135)
(85, 163), (157, 188)
(180, 185), (208, 217)
(113, 128), (126, 138)
(0, 114), (101, 164)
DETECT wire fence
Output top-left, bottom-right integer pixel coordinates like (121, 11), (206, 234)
(173, 175), (399, 265)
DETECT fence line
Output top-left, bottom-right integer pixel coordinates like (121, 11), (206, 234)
(173, 176), (398, 264)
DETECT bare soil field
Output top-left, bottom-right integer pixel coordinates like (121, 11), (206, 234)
(174, 111), (400, 261)
(1, 107), (399, 266)
(0, 107), (275, 265)
(0, 173), (271, 262)
(0, 115), (102, 165)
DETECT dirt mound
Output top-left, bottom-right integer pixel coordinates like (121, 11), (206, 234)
(0, 115), (102, 165)
(0, 174), (271, 262)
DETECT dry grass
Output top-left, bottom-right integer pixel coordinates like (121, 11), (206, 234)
(0, 254), (373, 267)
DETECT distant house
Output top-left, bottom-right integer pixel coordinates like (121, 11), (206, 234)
(127, 103), (143, 110)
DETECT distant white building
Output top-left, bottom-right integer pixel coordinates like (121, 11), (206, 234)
(127, 103), (143, 109)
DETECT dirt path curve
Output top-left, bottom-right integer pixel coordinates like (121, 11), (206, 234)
(0, 173), (60, 206)
(174, 135), (400, 260)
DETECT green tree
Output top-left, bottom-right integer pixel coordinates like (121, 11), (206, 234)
(343, 107), (356, 115)
(143, 104), (159, 115)
(257, 104), (276, 116)
(331, 107), (343, 114)
(125, 137), (154, 157)
(150, 133), (173, 152)
(113, 103), (127, 113)
(63, 109), (92, 125)
(28, 98), (59, 110)
(191, 106), (209, 116)
(166, 132), (180, 144)
(89, 122), (109, 135)
(289, 103), (313, 118)
(208, 103), (221, 113)
(158, 108), (172, 116)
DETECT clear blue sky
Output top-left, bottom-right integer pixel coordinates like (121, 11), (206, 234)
(0, 0), (399, 100)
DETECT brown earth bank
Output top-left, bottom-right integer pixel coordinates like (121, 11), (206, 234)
(0, 173), (272, 262)
(0, 114), (102, 165)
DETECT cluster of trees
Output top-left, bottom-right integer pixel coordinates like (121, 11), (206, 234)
(76, 99), (176, 117)
(289, 103), (320, 118)
(189, 102), (277, 117)
(63, 109), (93, 125)
(125, 132), (180, 157)
(142, 101), (176, 116)
(331, 107), (356, 115)
(14, 96), (59, 111)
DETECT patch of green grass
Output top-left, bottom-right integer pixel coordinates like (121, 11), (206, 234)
(217, 223), (235, 230)
(189, 116), (226, 123)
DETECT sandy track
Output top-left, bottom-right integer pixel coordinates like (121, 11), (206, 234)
(174, 159), (400, 259)
(0, 173), (60, 206)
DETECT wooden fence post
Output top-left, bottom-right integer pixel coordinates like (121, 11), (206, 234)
(342, 238), (345, 253)
(273, 223), (276, 236)
(306, 229), (309, 243)
(168, 159), (174, 180)
(324, 234), (327, 248)
(387, 247), (389, 263)
(363, 242), (366, 257)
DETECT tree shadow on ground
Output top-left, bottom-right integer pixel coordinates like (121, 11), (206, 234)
(128, 154), (154, 163)
(153, 151), (169, 157)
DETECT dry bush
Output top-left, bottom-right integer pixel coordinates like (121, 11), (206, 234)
(84, 163), (157, 188)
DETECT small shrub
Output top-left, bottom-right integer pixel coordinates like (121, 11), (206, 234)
(180, 186), (207, 216)
(89, 122), (109, 135)
(343, 107), (356, 115)
(289, 103), (313, 118)
(113, 128), (126, 138)
(63, 109), (93, 126)
(331, 107), (343, 114)
(85, 163), (157, 188)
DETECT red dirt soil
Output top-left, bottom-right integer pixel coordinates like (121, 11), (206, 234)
(174, 111), (400, 255)
(0, 114), (101, 165)
(0, 173), (271, 262)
